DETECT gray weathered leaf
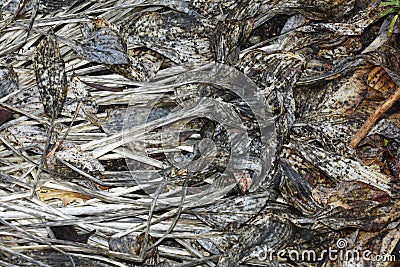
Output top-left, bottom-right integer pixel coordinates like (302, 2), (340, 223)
(39, 0), (77, 13)
(79, 30), (129, 65)
(218, 215), (293, 267)
(193, 191), (277, 229)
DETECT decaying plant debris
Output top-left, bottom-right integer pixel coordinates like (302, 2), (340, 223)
(1, 0), (400, 266)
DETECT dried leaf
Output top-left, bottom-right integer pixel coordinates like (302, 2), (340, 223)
(279, 163), (322, 215)
(38, 188), (91, 206)
(320, 66), (368, 114)
(1, 0), (20, 14)
(325, 180), (390, 209)
(62, 75), (98, 116)
(193, 192), (274, 230)
(382, 147), (400, 180)
(367, 66), (397, 98)
(186, 0), (237, 18)
(218, 215), (293, 267)
(291, 141), (396, 196)
(33, 35), (68, 118)
(366, 45), (400, 87)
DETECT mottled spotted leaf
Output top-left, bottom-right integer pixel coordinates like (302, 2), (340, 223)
(237, 51), (305, 141)
(33, 35), (68, 118)
(218, 215), (293, 267)
(109, 233), (159, 264)
(1, 0), (21, 14)
(75, 19), (129, 65)
(127, 11), (213, 66)
(39, 0), (77, 13)
(186, 0), (237, 18)
(210, 18), (253, 65)
(256, 0), (355, 27)
(108, 47), (164, 82)
(0, 65), (18, 98)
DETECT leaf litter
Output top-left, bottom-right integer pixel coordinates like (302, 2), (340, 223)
(0, 0), (400, 266)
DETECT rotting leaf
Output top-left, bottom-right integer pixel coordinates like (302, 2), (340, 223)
(382, 147), (400, 180)
(32, 34), (68, 118)
(0, 108), (13, 125)
(325, 180), (391, 209)
(50, 225), (95, 244)
(38, 188), (91, 206)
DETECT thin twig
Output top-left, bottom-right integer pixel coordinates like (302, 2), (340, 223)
(46, 101), (83, 158)
(31, 114), (55, 196)
(350, 85), (400, 147)
(140, 177), (167, 261)
(148, 177), (188, 250)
